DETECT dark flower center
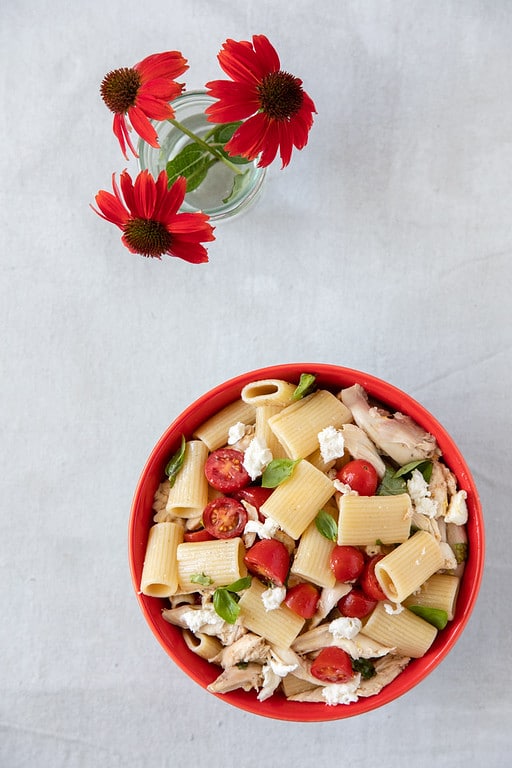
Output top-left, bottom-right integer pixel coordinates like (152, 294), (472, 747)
(100, 67), (142, 114)
(258, 71), (304, 120)
(123, 218), (172, 258)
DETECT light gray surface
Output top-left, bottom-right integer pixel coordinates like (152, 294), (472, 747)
(1, 1), (510, 766)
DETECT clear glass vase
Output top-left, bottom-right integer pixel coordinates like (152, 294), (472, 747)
(138, 91), (266, 221)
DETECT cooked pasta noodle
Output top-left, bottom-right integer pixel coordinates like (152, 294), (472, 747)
(140, 522), (183, 597)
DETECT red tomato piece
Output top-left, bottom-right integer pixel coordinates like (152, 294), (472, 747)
(202, 497), (248, 539)
(310, 647), (354, 684)
(204, 448), (251, 493)
(284, 582), (320, 619)
(183, 528), (215, 543)
(329, 545), (365, 582)
(244, 539), (290, 587)
(338, 588), (377, 619)
(232, 486), (274, 518)
(360, 554), (388, 601)
(336, 459), (379, 495)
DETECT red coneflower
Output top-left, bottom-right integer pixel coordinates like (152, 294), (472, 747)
(91, 170), (215, 263)
(100, 52), (188, 159)
(205, 35), (316, 168)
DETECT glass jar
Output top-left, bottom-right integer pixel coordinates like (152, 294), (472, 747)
(138, 91), (266, 221)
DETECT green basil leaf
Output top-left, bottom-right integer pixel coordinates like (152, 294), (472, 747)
(166, 144), (214, 192)
(315, 509), (338, 542)
(225, 576), (252, 593)
(213, 588), (241, 624)
(291, 373), (316, 401)
(189, 572), (213, 587)
(407, 605), (448, 630)
(261, 458), (301, 488)
(209, 121), (243, 145)
(352, 658), (376, 680)
(376, 467), (407, 496)
(164, 435), (186, 487)
(394, 460), (433, 482)
(451, 542), (468, 564)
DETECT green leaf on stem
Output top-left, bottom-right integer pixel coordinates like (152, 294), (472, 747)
(166, 144), (214, 192)
(376, 466), (407, 496)
(213, 588), (241, 624)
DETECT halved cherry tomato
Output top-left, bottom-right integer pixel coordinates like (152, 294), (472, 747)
(329, 545), (365, 582)
(202, 497), (248, 539)
(204, 448), (251, 493)
(232, 486), (274, 519)
(360, 554), (387, 601)
(336, 459), (378, 495)
(310, 646), (354, 684)
(244, 539), (290, 587)
(183, 528), (215, 543)
(338, 588), (377, 619)
(284, 582), (320, 618)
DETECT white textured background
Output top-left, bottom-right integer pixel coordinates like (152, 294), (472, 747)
(1, 1), (510, 766)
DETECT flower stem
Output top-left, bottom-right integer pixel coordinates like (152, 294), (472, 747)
(169, 118), (244, 175)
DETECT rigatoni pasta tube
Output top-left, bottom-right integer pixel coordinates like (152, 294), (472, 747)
(268, 390), (352, 459)
(177, 537), (247, 591)
(183, 630), (223, 661)
(362, 602), (438, 658)
(165, 440), (209, 519)
(337, 493), (412, 546)
(403, 573), (460, 621)
(192, 399), (256, 451)
(260, 460), (335, 540)
(140, 522), (184, 597)
(255, 405), (288, 459)
(374, 531), (445, 603)
(238, 579), (305, 647)
(241, 379), (297, 406)
(290, 514), (336, 588)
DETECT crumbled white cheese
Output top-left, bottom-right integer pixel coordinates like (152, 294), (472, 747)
(333, 479), (358, 496)
(407, 469), (438, 518)
(318, 426), (345, 463)
(181, 606), (226, 634)
(261, 585), (286, 611)
(322, 674), (361, 706)
(244, 515), (279, 540)
(445, 490), (468, 525)
(243, 436), (273, 480)
(384, 602), (404, 615)
(328, 616), (362, 640)
(269, 658), (298, 677)
(365, 543), (382, 557)
(228, 422), (248, 445)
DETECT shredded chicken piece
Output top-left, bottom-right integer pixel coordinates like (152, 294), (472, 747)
(429, 460), (449, 517)
(211, 633), (268, 669)
(341, 423), (386, 478)
(207, 662), (262, 694)
(340, 384), (438, 465)
(309, 583), (352, 628)
(411, 511), (442, 541)
(291, 625), (394, 659)
(152, 479), (171, 518)
(357, 655), (411, 698)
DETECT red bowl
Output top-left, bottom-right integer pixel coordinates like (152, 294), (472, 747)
(129, 364), (485, 721)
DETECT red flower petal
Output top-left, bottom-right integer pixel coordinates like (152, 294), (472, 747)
(91, 189), (128, 228)
(136, 51), (188, 82)
(133, 170), (157, 219)
(136, 92), (175, 121)
(167, 238), (209, 264)
(127, 105), (159, 148)
(112, 113), (138, 160)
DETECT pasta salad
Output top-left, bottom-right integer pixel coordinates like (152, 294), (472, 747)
(140, 375), (468, 706)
